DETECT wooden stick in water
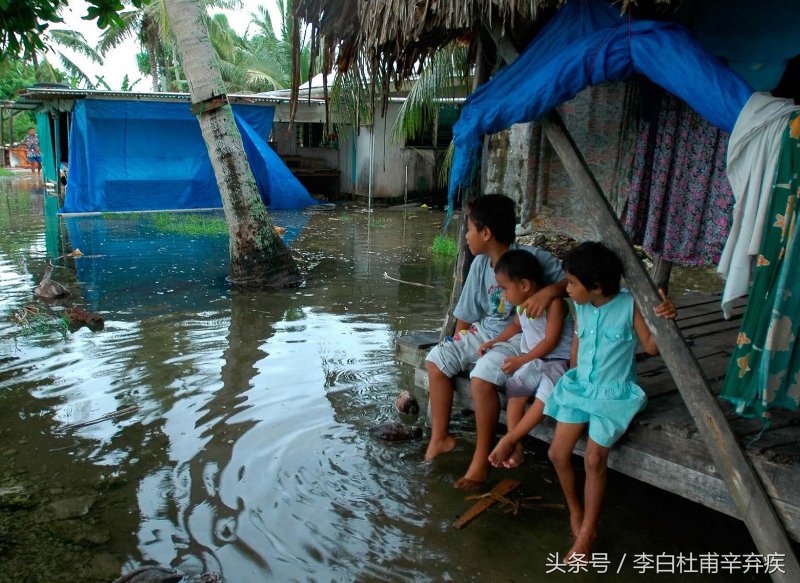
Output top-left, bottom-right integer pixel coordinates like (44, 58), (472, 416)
(453, 478), (521, 529)
(58, 405), (140, 431)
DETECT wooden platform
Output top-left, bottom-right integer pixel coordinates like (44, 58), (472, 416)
(396, 292), (800, 542)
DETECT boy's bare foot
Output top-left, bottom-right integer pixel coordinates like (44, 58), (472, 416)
(453, 476), (484, 490)
(564, 530), (597, 563)
(570, 511), (584, 539)
(454, 459), (489, 489)
(424, 435), (456, 461)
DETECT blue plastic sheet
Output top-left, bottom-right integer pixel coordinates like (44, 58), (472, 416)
(64, 99), (317, 213)
(447, 0), (754, 211)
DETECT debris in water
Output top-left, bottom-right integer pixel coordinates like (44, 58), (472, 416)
(65, 306), (105, 331)
(395, 390), (420, 416)
(34, 263), (69, 299)
(369, 422), (423, 441)
(111, 566), (183, 583)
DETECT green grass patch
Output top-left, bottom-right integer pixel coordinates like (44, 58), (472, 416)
(99, 211), (228, 236)
(149, 213), (228, 236)
(0, 168), (14, 177)
(430, 234), (458, 258)
(12, 306), (68, 341)
(370, 218), (386, 228)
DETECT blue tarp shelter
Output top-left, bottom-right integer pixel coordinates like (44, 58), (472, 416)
(447, 0), (754, 210)
(63, 99), (317, 213)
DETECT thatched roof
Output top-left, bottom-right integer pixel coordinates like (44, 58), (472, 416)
(293, 0), (669, 81)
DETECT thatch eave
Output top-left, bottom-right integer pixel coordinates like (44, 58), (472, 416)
(293, 1), (674, 80)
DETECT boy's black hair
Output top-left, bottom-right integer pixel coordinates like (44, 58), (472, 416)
(494, 249), (545, 288)
(467, 194), (516, 245)
(563, 241), (624, 296)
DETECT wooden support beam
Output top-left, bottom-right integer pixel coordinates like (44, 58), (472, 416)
(485, 25), (800, 580)
(440, 31), (491, 341)
(651, 256), (673, 295)
(541, 109), (800, 580)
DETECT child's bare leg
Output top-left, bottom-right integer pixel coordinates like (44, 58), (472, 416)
(548, 422), (587, 540)
(566, 439), (609, 561)
(455, 377), (499, 489)
(489, 397), (527, 468)
(424, 361), (456, 461)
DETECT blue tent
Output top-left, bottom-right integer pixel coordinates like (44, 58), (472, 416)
(447, 0), (754, 210)
(63, 99), (318, 213)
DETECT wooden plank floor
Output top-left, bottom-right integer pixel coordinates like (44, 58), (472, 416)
(396, 292), (800, 542)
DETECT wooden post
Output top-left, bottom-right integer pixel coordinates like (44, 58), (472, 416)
(541, 109), (800, 580)
(650, 256), (673, 295)
(440, 31), (491, 340)
(486, 26), (799, 579)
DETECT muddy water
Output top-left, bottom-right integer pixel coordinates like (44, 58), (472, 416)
(0, 175), (767, 582)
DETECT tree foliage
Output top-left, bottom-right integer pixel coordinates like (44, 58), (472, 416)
(0, 0), (150, 57)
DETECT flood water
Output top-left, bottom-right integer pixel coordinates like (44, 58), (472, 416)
(0, 174), (770, 582)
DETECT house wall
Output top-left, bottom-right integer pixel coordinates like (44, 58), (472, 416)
(271, 101), (439, 200)
(484, 83), (628, 241)
(353, 103), (437, 200)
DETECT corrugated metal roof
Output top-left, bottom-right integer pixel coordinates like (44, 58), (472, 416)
(16, 87), (292, 107)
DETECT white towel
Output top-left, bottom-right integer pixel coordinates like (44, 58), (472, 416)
(717, 93), (800, 318)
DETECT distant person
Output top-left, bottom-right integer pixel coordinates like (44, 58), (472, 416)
(22, 128), (42, 177)
(478, 249), (573, 470)
(424, 194), (567, 489)
(544, 242), (675, 562)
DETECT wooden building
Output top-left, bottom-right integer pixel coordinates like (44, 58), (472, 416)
(293, 0), (800, 579)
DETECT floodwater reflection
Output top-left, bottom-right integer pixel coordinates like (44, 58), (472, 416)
(0, 175), (766, 582)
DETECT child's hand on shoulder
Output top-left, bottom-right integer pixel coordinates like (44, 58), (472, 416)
(654, 288), (677, 319)
(518, 287), (554, 319)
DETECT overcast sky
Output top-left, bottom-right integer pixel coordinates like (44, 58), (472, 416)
(55, 0), (280, 91)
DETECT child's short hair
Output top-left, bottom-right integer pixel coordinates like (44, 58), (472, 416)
(495, 249), (545, 288)
(467, 194), (516, 245)
(563, 242), (624, 296)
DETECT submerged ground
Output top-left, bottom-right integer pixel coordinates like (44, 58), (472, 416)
(0, 174), (767, 582)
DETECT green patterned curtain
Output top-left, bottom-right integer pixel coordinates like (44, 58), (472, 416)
(722, 113), (800, 418)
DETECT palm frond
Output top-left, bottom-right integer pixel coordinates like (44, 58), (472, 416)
(97, 10), (140, 54)
(57, 54), (96, 89)
(49, 29), (104, 65)
(390, 43), (468, 144)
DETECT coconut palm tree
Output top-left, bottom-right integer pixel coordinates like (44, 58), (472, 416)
(99, 0), (240, 92)
(24, 27), (104, 88)
(209, 13), (287, 93)
(211, 1), (314, 94)
(163, 0), (301, 287)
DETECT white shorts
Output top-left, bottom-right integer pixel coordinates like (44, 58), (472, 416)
(426, 323), (522, 386)
(505, 358), (570, 402)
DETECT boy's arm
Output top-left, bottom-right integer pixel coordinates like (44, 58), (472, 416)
(454, 319), (472, 334)
(519, 277), (567, 319)
(480, 315), (521, 354)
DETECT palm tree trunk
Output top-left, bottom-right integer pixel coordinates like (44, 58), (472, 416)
(144, 18), (160, 92)
(164, 0), (301, 287)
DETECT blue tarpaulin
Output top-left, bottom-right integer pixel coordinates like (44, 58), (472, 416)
(63, 99), (317, 213)
(447, 0), (754, 210)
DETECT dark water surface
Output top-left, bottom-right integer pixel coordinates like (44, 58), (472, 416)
(0, 175), (767, 582)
